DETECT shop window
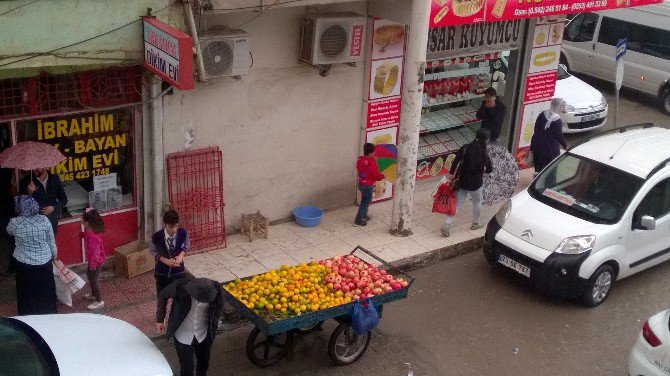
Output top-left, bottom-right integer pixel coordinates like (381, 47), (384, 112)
(15, 108), (135, 217)
(565, 12), (599, 42)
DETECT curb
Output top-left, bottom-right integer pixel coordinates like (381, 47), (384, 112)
(393, 236), (485, 272)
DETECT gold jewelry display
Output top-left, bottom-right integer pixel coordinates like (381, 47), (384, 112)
(373, 62), (400, 96)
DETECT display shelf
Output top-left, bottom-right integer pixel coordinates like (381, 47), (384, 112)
(417, 123), (480, 161)
(424, 66), (490, 81)
(422, 93), (485, 108)
(420, 105), (481, 135)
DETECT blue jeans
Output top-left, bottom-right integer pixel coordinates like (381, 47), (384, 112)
(356, 184), (374, 222)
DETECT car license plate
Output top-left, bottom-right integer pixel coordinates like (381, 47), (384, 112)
(498, 255), (531, 277)
(581, 114), (600, 122)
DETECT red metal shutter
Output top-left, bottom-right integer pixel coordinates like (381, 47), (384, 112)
(166, 147), (226, 253)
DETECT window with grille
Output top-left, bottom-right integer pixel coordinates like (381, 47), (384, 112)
(0, 66), (141, 121)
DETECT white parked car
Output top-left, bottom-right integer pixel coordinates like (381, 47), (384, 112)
(484, 124), (670, 306)
(554, 64), (608, 133)
(0, 313), (173, 376)
(628, 309), (670, 376)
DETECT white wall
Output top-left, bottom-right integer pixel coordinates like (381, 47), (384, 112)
(162, 2), (370, 229)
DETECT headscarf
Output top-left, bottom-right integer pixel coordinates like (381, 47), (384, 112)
(15, 195), (39, 217)
(543, 98), (566, 130)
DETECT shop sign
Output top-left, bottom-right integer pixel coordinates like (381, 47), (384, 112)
(364, 18), (405, 204)
(514, 16), (565, 168)
(429, 0), (662, 27)
(484, 0), (662, 22)
(430, 0), (486, 27)
(427, 20), (522, 60)
(416, 153), (455, 181)
(142, 17), (194, 90)
(16, 108), (135, 215)
(367, 98), (401, 129)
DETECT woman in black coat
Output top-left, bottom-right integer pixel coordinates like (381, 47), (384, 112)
(530, 98), (568, 174)
(441, 128), (493, 237)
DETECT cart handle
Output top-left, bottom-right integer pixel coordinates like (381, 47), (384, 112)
(350, 245), (416, 288)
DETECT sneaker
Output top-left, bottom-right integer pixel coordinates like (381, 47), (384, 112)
(87, 301), (105, 310)
(84, 293), (96, 302)
(441, 223), (450, 237)
(470, 223), (484, 230)
(353, 220), (367, 227)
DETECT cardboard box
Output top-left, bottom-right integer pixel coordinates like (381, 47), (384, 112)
(114, 240), (155, 278)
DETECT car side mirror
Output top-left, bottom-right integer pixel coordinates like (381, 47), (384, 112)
(641, 215), (657, 230)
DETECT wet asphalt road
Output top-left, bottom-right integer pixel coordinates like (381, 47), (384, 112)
(155, 75), (669, 375)
(156, 250), (670, 376)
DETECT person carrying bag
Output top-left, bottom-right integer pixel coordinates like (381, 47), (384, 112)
(439, 129), (493, 237)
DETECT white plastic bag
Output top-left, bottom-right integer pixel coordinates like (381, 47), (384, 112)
(53, 260), (86, 294)
(53, 268), (73, 307)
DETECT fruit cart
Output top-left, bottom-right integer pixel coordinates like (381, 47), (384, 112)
(221, 246), (414, 368)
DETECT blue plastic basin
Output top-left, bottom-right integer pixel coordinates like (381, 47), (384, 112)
(293, 206), (323, 227)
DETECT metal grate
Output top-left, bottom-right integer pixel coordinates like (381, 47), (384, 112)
(0, 66), (141, 121)
(0, 78), (29, 119)
(167, 146), (226, 253)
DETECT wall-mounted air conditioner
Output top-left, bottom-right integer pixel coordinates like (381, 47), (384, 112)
(200, 26), (251, 77)
(300, 13), (366, 65)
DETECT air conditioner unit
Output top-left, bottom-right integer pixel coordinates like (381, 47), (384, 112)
(300, 13), (366, 65)
(200, 26), (251, 77)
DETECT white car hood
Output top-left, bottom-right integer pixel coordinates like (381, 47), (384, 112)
(555, 75), (603, 109)
(502, 190), (606, 251)
(15, 314), (172, 376)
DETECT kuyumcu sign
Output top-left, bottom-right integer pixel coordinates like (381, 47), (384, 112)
(142, 17), (194, 90)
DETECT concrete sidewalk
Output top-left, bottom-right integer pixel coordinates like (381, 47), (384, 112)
(0, 169), (533, 336)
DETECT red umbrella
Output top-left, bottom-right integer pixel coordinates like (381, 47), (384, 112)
(0, 141), (66, 171)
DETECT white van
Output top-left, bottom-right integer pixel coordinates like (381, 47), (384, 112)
(560, 2), (670, 115)
(484, 124), (670, 306)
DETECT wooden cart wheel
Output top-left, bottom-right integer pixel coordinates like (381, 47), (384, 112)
(245, 327), (294, 368)
(327, 323), (371, 366)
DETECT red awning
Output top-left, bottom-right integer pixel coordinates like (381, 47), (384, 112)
(430, 0), (664, 27)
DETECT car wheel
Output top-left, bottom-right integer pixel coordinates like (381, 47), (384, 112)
(581, 264), (614, 307)
(660, 90), (670, 116)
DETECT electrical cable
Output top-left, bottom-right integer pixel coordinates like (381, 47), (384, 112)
(0, 0), (177, 69)
(0, 0), (42, 18)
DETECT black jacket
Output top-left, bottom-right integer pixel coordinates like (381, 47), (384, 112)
(476, 99), (507, 142)
(157, 278), (224, 339)
(450, 140), (493, 191)
(20, 173), (67, 220)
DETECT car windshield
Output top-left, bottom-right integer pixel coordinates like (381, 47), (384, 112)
(0, 318), (55, 376)
(557, 65), (570, 80)
(529, 153), (644, 224)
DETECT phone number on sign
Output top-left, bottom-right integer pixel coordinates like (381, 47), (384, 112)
(60, 168), (110, 182)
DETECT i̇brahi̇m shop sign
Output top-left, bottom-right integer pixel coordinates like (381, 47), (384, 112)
(17, 109), (133, 187)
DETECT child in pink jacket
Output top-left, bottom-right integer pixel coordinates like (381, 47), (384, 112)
(81, 209), (106, 310)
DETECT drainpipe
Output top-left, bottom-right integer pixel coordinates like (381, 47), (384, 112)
(390, 0), (431, 236)
(183, 0), (208, 82)
(149, 76), (165, 232)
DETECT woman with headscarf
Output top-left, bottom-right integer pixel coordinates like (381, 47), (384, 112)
(530, 98), (568, 174)
(7, 195), (58, 315)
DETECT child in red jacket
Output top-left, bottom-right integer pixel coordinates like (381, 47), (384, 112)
(355, 143), (386, 226)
